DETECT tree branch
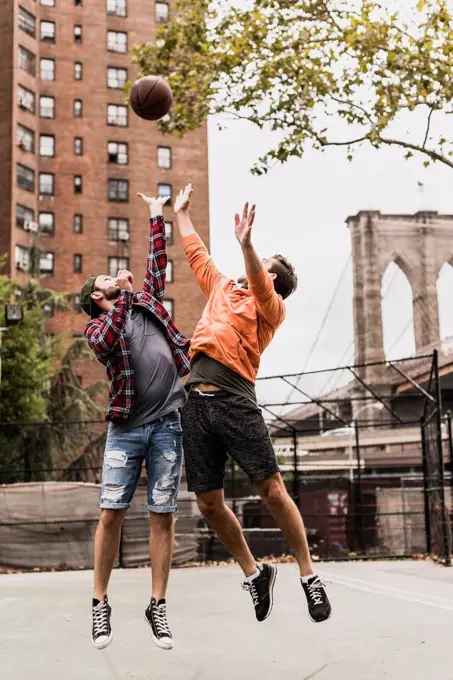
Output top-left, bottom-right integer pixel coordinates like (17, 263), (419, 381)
(329, 96), (374, 124)
(380, 136), (453, 168)
(423, 106), (435, 148)
(315, 134), (370, 147)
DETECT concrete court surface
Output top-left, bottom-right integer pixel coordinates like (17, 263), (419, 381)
(2, 561), (453, 680)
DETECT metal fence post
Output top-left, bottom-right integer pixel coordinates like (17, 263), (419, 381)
(231, 458), (237, 515)
(23, 433), (31, 483)
(118, 524), (125, 569)
(292, 429), (299, 506)
(420, 417), (431, 555)
(354, 420), (365, 554)
(446, 411), (453, 493)
(434, 350), (452, 566)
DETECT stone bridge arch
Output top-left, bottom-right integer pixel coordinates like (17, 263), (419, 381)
(346, 210), (453, 367)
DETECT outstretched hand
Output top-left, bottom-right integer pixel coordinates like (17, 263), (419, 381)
(235, 203), (256, 248)
(137, 193), (170, 218)
(174, 184), (193, 214)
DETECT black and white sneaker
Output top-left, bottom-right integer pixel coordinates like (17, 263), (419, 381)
(301, 575), (332, 623)
(92, 595), (113, 650)
(145, 598), (174, 650)
(242, 563), (277, 622)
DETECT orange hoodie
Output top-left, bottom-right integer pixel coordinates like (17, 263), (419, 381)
(183, 233), (285, 384)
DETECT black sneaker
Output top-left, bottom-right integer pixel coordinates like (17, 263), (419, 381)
(242, 563), (277, 622)
(92, 596), (113, 650)
(301, 575), (331, 623)
(145, 597), (174, 650)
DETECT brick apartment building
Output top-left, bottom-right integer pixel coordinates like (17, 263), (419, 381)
(0, 0), (210, 342)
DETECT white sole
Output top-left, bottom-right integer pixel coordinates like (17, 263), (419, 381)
(144, 614), (174, 650)
(92, 632), (113, 650)
(259, 565), (277, 623)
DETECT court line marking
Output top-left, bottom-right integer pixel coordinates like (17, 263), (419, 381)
(302, 663), (330, 680)
(320, 571), (453, 602)
(320, 571), (453, 612)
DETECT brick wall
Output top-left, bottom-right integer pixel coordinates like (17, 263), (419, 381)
(3, 0), (210, 344)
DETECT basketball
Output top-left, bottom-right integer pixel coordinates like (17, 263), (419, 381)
(129, 76), (173, 121)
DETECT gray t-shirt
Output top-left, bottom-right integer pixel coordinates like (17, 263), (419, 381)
(109, 307), (186, 434)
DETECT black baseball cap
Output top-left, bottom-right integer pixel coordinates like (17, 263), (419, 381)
(80, 276), (103, 319)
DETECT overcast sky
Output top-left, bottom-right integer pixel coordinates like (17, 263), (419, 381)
(206, 116), (453, 406)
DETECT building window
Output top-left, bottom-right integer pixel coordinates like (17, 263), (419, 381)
(40, 252), (54, 275)
(17, 85), (35, 114)
(16, 204), (35, 229)
(74, 62), (83, 80)
(107, 31), (127, 52)
(73, 294), (81, 313)
(163, 299), (173, 317)
(15, 246), (30, 272)
(43, 302), (55, 317)
(41, 21), (55, 42)
(73, 254), (83, 273)
(39, 173), (54, 195)
(39, 212), (54, 235)
(40, 0), (55, 6)
(155, 2), (169, 23)
(108, 179), (129, 202)
(157, 146), (172, 169)
(165, 221), (173, 244)
(40, 95), (55, 118)
(158, 183), (172, 202)
(108, 141), (128, 164)
(74, 176), (83, 194)
(19, 7), (36, 37)
(107, 104), (127, 126)
(74, 214), (83, 233)
(74, 137), (83, 155)
(40, 58), (55, 81)
(107, 0), (127, 17)
(18, 46), (36, 76)
(108, 218), (129, 241)
(74, 25), (82, 43)
(107, 67), (127, 89)
(166, 260), (173, 282)
(17, 125), (35, 153)
(108, 257), (129, 277)
(75, 0), (83, 5)
(74, 99), (83, 117)
(40, 135), (55, 157)
(17, 164), (35, 192)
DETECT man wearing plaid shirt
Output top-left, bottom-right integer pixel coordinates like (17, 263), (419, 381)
(81, 193), (189, 652)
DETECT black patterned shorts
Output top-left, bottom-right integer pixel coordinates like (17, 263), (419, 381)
(182, 390), (279, 494)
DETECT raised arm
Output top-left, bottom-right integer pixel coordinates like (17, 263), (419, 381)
(175, 184), (225, 298)
(235, 203), (285, 327)
(137, 193), (170, 302)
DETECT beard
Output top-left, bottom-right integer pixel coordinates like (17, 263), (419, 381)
(237, 274), (248, 289)
(103, 285), (121, 301)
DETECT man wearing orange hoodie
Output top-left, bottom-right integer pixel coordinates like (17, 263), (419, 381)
(175, 185), (331, 625)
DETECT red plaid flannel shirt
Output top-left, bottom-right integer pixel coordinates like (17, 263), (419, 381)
(85, 216), (190, 421)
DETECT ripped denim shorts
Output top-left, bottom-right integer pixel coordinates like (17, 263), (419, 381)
(100, 411), (183, 513)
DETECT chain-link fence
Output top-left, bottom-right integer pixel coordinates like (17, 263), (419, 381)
(1, 352), (452, 569)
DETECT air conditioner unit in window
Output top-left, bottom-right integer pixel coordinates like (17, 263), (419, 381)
(17, 141), (26, 150)
(24, 220), (38, 232)
(119, 233), (129, 241)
